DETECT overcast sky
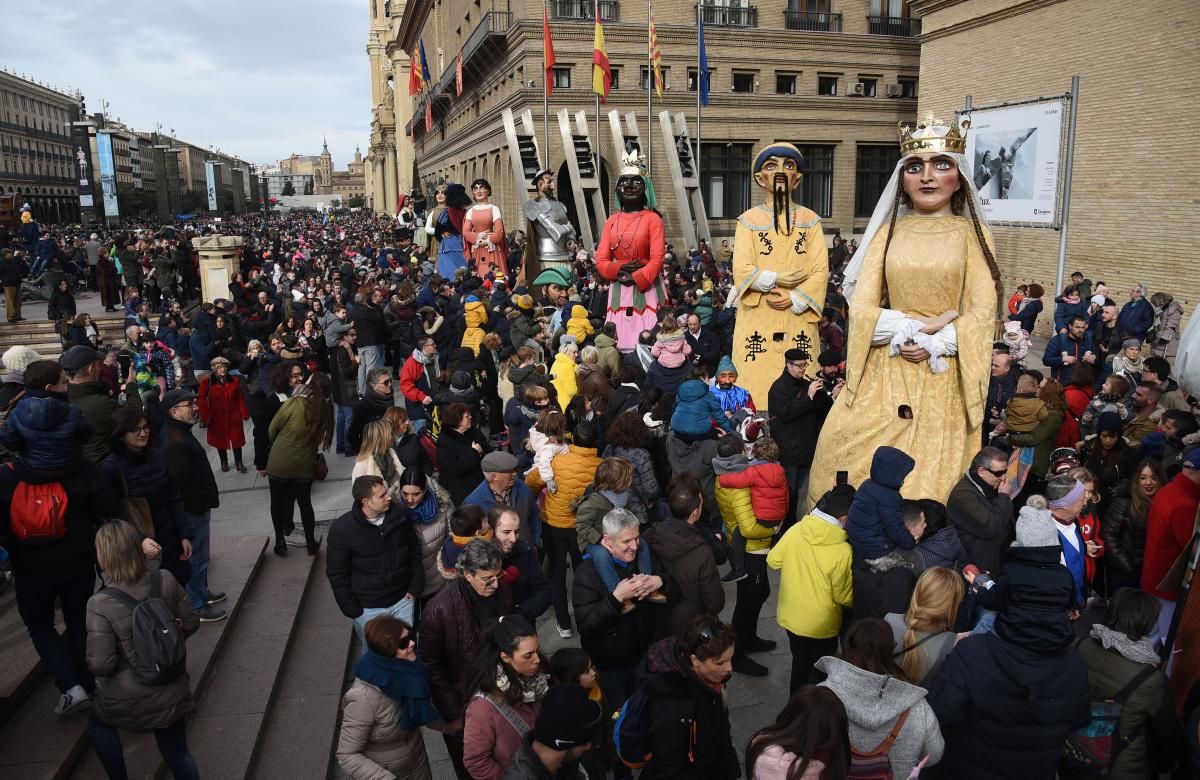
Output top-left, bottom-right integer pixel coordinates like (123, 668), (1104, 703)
(6, 0), (370, 169)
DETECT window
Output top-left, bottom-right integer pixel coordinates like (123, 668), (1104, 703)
(609, 68), (620, 90)
(732, 72), (756, 93)
(858, 78), (878, 97)
(898, 77), (918, 98)
(794, 144), (834, 218)
(817, 76), (838, 95)
(856, 145), (900, 217)
(687, 68), (714, 92)
(700, 143), (752, 219)
(641, 66), (669, 91)
(775, 73), (797, 95)
(552, 67), (571, 89)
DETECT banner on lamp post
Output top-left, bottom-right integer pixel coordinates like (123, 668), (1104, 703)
(95, 131), (119, 221)
(205, 161), (218, 212)
(70, 124), (97, 218)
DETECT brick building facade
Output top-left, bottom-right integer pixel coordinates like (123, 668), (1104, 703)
(913, 0), (1198, 336)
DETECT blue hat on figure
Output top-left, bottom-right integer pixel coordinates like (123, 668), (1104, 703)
(717, 355), (737, 377)
(753, 143), (806, 174)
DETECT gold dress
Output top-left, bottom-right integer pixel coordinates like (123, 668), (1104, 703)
(807, 215), (996, 504)
(730, 204), (828, 407)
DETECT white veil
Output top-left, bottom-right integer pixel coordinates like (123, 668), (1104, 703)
(842, 150), (990, 304)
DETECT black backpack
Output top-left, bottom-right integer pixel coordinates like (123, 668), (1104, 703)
(101, 570), (187, 686)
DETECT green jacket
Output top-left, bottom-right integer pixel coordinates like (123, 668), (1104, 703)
(266, 392), (332, 480)
(594, 334), (621, 379)
(573, 487), (614, 552)
(67, 380), (141, 464)
(1007, 409), (1064, 478)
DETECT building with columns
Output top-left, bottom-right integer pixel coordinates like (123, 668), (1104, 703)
(0, 69), (84, 224)
(366, 0), (416, 214)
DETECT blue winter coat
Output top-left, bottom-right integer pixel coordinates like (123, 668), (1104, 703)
(1117, 298), (1154, 341)
(1053, 297), (1089, 333)
(1042, 331), (1095, 384)
(845, 446), (916, 560)
(670, 379), (731, 436)
(1008, 298), (1042, 334)
(0, 391), (92, 473)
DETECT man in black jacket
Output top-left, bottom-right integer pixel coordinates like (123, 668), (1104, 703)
(491, 506), (550, 622)
(946, 447), (1014, 574)
(327, 475), (424, 637)
(684, 313), (720, 376)
(161, 388), (225, 622)
(349, 287), (388, 394)
(0, 248), (28, 322)
(767, 348), (835, 530)
(572, 508), (671, 734)
(346, 367), (393, 453)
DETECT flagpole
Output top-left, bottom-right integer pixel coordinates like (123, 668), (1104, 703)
(696, 4), (702, 186)
(647, 0), (653, 176)
(595, 0), (601, 208)
(543, 2), (550, 166)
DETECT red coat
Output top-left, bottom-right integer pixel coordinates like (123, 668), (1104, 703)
(718, 462), (789, 523)
(1057, 385), (1094, 448)
(1077, 509), (1105, 584)
(1140, 473), (1200, 599)
(197, 374), (249, 449)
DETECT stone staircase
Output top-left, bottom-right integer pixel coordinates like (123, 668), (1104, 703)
(0, 314), (129, 362)
(0, 538), (355, 780)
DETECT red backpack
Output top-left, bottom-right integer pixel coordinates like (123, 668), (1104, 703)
(9, 470), (70, 545)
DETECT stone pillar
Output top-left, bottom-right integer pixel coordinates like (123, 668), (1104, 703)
(193, 234), (244, 305)
(231, 168), (245, 214)
(391, 54), (415, 195)
(384, 139), (398, 214)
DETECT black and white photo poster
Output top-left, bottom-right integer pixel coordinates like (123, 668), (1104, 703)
(964, 100), (1063, 224)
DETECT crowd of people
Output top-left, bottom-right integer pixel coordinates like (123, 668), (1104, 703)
(1, 189), (1199, 780)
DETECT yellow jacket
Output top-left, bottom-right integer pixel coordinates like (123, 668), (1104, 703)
(550, 352), (578, 408)
(461, 299), (489, 355)
(713, 455), (775, 553)
(767, 512), (853, 639)
(565, 305), (595, 343)
(526, 445), (601, 529)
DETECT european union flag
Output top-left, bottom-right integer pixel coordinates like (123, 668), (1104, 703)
(698, 15), (709, 107)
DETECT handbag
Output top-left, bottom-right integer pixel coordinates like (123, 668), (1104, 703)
(314, 453), (329, 481)
(115, 466), (155, 540)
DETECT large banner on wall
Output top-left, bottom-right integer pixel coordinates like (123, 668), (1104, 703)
(963, 99), (1064, 225)
(95, 131), (119, 220)
(70, 124), (96, 216)
(205, 161), (218, 212)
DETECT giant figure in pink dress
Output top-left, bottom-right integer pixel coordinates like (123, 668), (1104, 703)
(594, 154), (667, 351)
(462, 178), (508, 277)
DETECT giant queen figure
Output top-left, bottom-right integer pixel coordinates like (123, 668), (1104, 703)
(807, 115), (1002, 505)
(730, 144), (828, 406)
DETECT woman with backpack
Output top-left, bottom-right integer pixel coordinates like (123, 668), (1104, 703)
(815, 619), (944, 778)
(1074, 588), (1183, 778)
(462, 615), (549, 780)
(85, 520), (200, 779)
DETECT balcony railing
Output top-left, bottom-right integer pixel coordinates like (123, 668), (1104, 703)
(432, 10), (512, 97)
(867, 15), (920, 36)
(784, 10), (841, 31)
(699, 4), (757, 28)
(551, 0), (618, 21)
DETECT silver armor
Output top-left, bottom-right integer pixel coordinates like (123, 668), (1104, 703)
(523, 197), (575, 267)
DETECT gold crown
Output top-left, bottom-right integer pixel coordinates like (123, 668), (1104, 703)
(898, 112), (969, 155)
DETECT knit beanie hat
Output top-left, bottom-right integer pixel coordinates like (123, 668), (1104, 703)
(716, 355), (737, 377)
(450, 371), (473, 391)
(1096, 412), (1123, 436)
(1013, 498), (1059, 548)
(2, 346), (43, 375)
(532, 685), (603, 750)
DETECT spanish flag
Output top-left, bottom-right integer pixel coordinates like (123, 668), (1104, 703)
(649, 14), (664, 98)
(592, 9), (611, 102)
(408, 50), (422, 96)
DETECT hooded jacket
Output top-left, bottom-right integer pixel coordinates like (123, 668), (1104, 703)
(816, 656), (944, 778)
(712, 453), (774, 554)
(650, 330), (692, 369)
(565, 304), (595, 343)
(670, 379), (731, 436)
(767, 512), (853, 639)
(718, 460), (789, 524)
(593, 333), (620, 378)
(845, 446), (916, 561)
(0, 391), (93, 473)
(636, 638), (740, 780)
(461, 298), (489, 356)
(643, 519), (725, 639)
(550, 352), (578, 409)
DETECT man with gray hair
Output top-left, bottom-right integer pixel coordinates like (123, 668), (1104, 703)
(1117, 282), (1153, 343)
(572, 507), (671, 739)
(347, 366), (394, 453)
(62, 345), (141, 463)
(946, 446), (1015, 573)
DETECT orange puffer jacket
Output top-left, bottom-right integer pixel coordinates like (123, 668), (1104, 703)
(525, 445), (601, 529)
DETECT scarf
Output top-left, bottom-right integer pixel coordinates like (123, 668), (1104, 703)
(352, 650), (439, 730)
(1089, 624), (1161, 666)
(458, 576), (500, 631)
(405, 486), (439, 524)
(600, 489), (630, 509)
(494, 665), (550, 703)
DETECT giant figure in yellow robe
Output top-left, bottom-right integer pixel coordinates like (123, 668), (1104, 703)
(808, 115), (1001, 506)
(730, 144), (828, 408)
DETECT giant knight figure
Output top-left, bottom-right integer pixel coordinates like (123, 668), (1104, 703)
(730, 144), (828, 407)
(522, 168), (576, 283)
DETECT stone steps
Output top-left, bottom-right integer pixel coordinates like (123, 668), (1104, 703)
(0, 535), (268, 780)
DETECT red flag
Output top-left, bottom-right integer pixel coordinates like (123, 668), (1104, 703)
(425, 100), (432, 131)
(456, 52), (463, 97)
(543, 8), (556, 98)
(408, 50), (422, 96)
(649, 15), (664, 98)
(592, 9), (611, 102)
